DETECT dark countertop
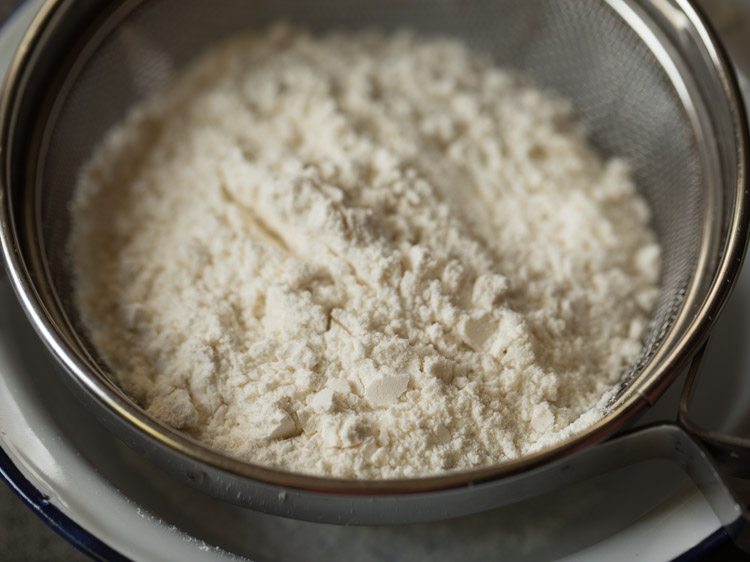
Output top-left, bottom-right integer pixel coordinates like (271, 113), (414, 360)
(0, 483), (88, 561)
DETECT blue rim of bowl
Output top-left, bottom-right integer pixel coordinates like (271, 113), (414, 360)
(0, 444), (130, 561)
(0, 438), (730, 561)
(676, 527), (733, 561)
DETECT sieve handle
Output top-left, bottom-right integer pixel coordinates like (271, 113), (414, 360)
(679, 344), (750, 479)
(542, 345), (750, 553)
(646, 342), (750, 552)
(547, 409), (750, 552)
(603, 422), (748, 549)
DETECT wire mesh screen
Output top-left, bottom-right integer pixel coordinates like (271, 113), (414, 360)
(36, 0), (706, 407)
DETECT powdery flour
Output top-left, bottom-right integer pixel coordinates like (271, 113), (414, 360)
(71, 26), (661, 478)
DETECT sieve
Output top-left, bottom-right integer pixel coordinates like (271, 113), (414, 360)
(1, 0), (750, 547)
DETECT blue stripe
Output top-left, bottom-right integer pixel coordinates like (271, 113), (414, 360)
(673, 525), (734, 561)
(0, 445), (131, 561)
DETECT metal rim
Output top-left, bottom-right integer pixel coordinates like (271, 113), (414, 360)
(0, 0), (748, 495)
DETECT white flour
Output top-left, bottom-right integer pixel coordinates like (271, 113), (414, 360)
(71, 25), (661, 478)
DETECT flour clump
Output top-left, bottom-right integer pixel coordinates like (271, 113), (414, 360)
(71, 25), (661, 478)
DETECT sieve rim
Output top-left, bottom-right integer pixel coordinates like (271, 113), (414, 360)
(0, 0), (748, 495)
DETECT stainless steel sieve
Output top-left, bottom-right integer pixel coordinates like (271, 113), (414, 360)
(1, 0), (750, 546)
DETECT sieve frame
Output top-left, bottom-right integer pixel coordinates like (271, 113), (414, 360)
(0, 0), (748, 517)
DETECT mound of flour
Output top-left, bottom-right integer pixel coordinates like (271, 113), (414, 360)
(71, 25), (661, 478)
